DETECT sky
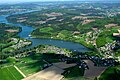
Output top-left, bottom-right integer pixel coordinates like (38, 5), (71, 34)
(0, 0), (119, 4)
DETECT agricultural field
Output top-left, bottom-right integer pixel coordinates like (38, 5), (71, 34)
(1, 1), (120, 80)
(16, 55), (46, 76)
(12, 45), (66, 76)
(0, 66), (23, 80)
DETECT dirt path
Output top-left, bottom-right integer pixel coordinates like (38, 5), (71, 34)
(22, 62), (76, 80)
(14, 65), (26, 78)
(84, 60), (107, 78)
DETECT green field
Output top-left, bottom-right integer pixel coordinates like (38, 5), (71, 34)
(63, 66), (84, 78)
(99, 66), (120, 80)
(0, 66), (23, 80)
(15, 53), (60, 76)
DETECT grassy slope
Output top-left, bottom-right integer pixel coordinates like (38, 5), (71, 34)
(99, 66), (120, 80)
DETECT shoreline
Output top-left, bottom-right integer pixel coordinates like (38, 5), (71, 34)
(5, 11), (93, 53)
(30, 35), (94, 51)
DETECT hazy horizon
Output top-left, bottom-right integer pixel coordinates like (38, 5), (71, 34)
(0, 0), (120, 4)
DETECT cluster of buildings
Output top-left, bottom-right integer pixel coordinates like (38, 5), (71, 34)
(85, 30), (101, 46)
(98, 41), (117, 57)
(36, 45), (71, 56)
(73, 54), (119, 67)
(10, 38), (31, 50)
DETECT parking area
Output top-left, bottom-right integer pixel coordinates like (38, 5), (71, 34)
(84, 60), (107, 78)
(22, 62), (76, 80)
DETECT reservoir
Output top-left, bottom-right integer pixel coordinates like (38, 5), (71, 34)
(0, 11), (90, 52)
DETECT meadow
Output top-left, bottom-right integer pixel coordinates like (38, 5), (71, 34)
(0, 66), (23, 80)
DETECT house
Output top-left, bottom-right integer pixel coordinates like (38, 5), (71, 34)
(73, 31), (80, 35)
(92, 28), (98, 31)
(113, 29), (120, 37)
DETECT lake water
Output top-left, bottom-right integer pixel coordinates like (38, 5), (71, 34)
(0, 11), (90, 52)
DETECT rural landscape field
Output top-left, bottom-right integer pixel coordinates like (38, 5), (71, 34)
(0, 0), (120, 80)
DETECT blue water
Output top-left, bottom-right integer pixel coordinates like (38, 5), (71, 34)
(0, 11), (90, 52)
